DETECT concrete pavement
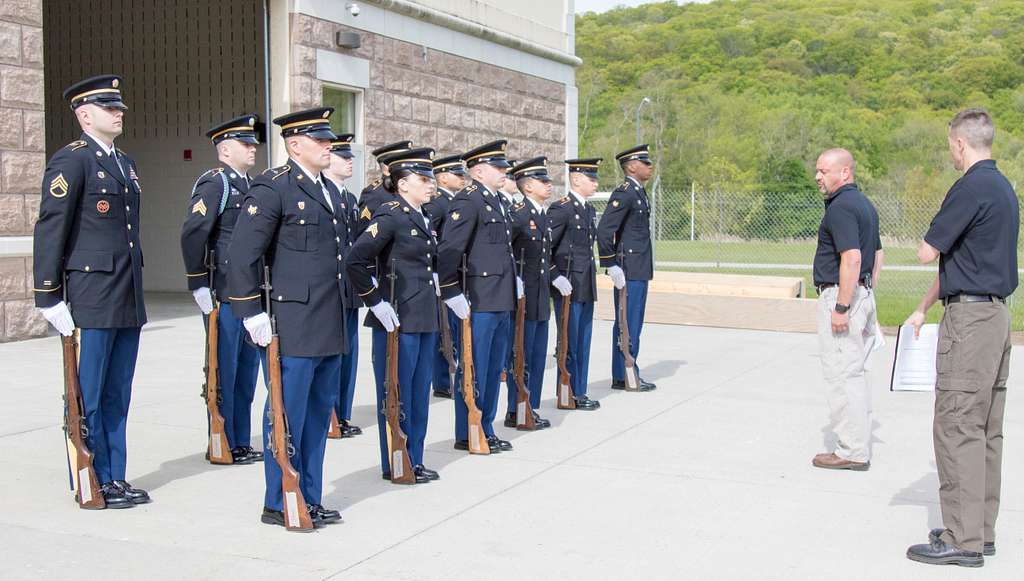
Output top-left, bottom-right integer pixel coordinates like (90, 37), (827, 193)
(0, 293), (1020, 580)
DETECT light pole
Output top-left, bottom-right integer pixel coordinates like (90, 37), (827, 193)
(635, 96), (651, 144)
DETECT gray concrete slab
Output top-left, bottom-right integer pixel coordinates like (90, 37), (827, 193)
(0, 293), (1020, 580)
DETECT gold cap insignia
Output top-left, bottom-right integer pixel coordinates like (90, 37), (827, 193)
(49, 173), (69, 198)
(298, 201), (305, 210)
(368, 222), (379, 238)
(249, 117), (255, 126)
(360, 206), (371, 220)
(192, 199), (208, 216)
(322, 110), (330, 118)
(112, 79), (119, 88)
(248, 204), (258, 216)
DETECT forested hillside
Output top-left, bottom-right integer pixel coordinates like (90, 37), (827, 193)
(576, 0), (1024, 197)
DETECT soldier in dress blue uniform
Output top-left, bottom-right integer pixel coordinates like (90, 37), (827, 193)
(345, 148), (442, 484)
(324, 134), (364, 439)
(503, 157), (556, 429)
(34, 75), (151, 508)
(227, 107), (349, 528)
(180, 114), (264, 465)
(437, 140), (521, 453)
(356, 140), (414, 238)
(597, 145), (657, 391)
(424, 154), (468, 399)
(548, 159), (603, 410)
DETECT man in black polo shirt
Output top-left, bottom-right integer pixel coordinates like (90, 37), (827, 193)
(905, 109), (1018, 568)
(810, 148), (883, 472)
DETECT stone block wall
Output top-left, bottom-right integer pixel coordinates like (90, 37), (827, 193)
(0, 0), (47, 341)
(290, 13), (568, 186)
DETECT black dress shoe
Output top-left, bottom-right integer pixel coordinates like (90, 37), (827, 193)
(231, 447), (257, 465)
(639, 378), (657, 390)
(611, 379), (626, 390)
(112, 480), (150, 504)
(487, 436), (512, 451)
(532, 411), (551, 429)
(99, 482), (134, 509)
(503, 412), (517, 428)
(415, 465), (440, 480)
(573, 395), (601, 410)
(261, 507), (286, 526)
(382, 469), (430, 483)
(453, 440), (470, 451)
(309, 504), (342, 523)
(244, 446), (265, 462)
(611, 379), (655, 391)
(907, 537), (984, 567)
(486, 439), (502, 453)
(433, 389), (453, 399)
(930, 528), (995, 557)
(340, 421), (362, 437)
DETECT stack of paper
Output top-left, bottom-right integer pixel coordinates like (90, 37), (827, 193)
(890, 324), (939, 392)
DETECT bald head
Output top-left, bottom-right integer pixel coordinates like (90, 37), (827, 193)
(815, 148), (856, 196)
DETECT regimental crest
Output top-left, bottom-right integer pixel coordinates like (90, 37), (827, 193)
(298, 201), (305, 210)
(192, 199), (208, 216)
(451, 211), (460, 221)
(248, 204), (258, 216)
(612, 200), (620, 207)
(368, 222), (379, 238)
(49, 173), (69, 198)
(67, 140), (87, 151)
(97, 171), (105, 179)
(96, 200), (110, 214)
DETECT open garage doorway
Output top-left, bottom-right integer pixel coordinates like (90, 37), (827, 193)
(42, 1), (271, 292)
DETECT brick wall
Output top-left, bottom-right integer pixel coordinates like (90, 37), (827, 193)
(0, 0), (47, 341)
(290, 13), (568, 186)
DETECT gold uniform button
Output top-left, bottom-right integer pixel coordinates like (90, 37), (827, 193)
(126, 206), (130, 212)
(337, 273), (342, 279)
(299, 219), (305, 225)
(84, 266), (91, 272)
(335, 237), (340, 243)
(337, 255), (342, 261)
(482, 272), (487, 276)
(333, 219), (338, 225)
(277, 295), (283, 300)
(427, 266), (432, 271)
(127, 224), (132, 230)
(129, 242), (134, 248)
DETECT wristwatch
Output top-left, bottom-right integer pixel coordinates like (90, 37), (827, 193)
(834, 303), (850, 314)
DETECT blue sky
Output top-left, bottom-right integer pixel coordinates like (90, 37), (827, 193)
(575, 0), (711, 14)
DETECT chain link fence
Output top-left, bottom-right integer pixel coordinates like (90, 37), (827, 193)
(588, 185), (1024, 330)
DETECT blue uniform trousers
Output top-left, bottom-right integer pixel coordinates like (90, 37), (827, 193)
(431, 308), (460, 393)
(260, 353), (340, 511)
(78, 327), (141, 484)
(611, 280), (649, 381)
(371, 330), (437, 469)
(335, 308), (360, 421)
(216, 302), (261, 448)
(454, 311), (509, 440)
(553, 297), (594, 397)
(505, 318), (549, 413)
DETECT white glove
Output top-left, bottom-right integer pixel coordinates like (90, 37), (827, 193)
(552, 275), (572, 297)
(607, 265), (626, 289)
(445, 294), (471, 320)
(243, 312), (272, 347)
(193, 287), (214, 314)
(516, 276), (525, 299)
(370, 301), (401, 332)
(433, 273), (441, 297)
(41, 301), (75, 336)
(371, 276), (379, 288)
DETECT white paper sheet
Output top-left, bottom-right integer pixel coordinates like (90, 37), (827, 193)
(890, 323), (938, 392)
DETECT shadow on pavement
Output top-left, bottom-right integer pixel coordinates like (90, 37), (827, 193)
(890, 466), (942, 530)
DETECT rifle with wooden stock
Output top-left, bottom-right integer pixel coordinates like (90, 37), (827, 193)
(513, 249), (536, 429)
(384, 259), (414, 483)
(460, 255), (489, 454)
(556, 251), (576, 410)
(617, 250), (641, 392)
(203, 250), (232, 464)
(437, 292), (457, 392)
(62, 317), (104, 509)
(264, 266), (314, 531)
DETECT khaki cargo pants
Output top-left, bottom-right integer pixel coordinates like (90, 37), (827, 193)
(934, 300), (1011, 554)
(817, 285), (879, 463)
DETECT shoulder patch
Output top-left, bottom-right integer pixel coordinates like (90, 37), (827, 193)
(370, 177), (382, 188)
(383, 201), (401, 209)
(201, 167), (225, 179)
(66, 140), (88, 151)
(263, 165), (290, 180)
(367, 222), (379, 238)
(360, 206), (371, 220)
(49, 173), (69, 198)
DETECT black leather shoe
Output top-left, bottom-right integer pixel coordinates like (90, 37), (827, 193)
(433, 389), (453, 399)
(382, 470), (430, 483)
(611, 379), (655, 392)
(907, 537), (984, 567)
(99, 482), (134, 509)
(415, 465), (440, 481)
(306, 506), (325, 528)
(310, 504), (342, 524)
(930, 528), (995, 557)
(503, 412), (517, 428)
(231, 447), (257, 465)
(487, 436), (512, 451)
(112, 480), (150, 504)
(486, 438), (502, 453)
(261, 507), (286, 527)
(573, 395), (601, 410)
(340, 421), (362, 437)
(532, 411), (551, 429)
(244, 446), (264, 462)
(453, 440), (470, 451)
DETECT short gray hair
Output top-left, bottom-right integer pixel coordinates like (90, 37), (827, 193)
(949, 108), (995, 149)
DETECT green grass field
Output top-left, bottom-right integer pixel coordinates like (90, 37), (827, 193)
(643, 240), (1024, 330)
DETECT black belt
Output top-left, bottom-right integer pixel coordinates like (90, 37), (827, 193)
(816, 280), (872, 294)
(942, 293), (1005, 306)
